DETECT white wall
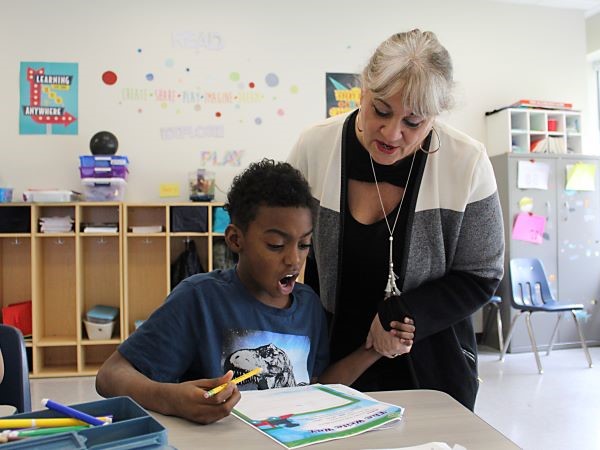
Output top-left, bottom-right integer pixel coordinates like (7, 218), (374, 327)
(0, 0), (591, 202)
(587, 12), (600, 53)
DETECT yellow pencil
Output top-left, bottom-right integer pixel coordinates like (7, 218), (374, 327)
(205, 367), (262, 397)
(0, 416), (112, 429)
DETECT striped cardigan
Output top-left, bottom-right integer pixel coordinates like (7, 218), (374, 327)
(288, 111), (504, 409)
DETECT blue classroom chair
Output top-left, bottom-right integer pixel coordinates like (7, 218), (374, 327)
(482, 295), (503, 352)
(500, 258), (593, 374)
(0, 324), (31, 412)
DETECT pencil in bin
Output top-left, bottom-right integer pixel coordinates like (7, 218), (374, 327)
(205, 367), (262, 398)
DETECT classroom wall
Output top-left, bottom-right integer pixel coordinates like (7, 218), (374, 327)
(0, 0), (592, 202)
(587, 12), (600, 53)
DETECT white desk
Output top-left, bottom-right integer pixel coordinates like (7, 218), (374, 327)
(152, 389), (520, 450)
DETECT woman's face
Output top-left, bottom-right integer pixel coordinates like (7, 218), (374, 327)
(357, 88), (434, 165)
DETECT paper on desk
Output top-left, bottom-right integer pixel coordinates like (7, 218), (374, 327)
(232, 384), (403, 449)
(361, 443), (467, 450)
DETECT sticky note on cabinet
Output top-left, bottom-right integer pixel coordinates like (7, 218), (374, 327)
(565, 163), (596, 191)
(159, 183), (180, 197)
(512, 212), (545, 245)
(518, 197), (533, 212)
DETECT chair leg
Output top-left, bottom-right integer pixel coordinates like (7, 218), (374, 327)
(495, 305), (504, 354)
(546, 312), (563, 356)
(571, 311), (593, 368)
(500, 311), (523, 361)
(525, 312), (543, 374)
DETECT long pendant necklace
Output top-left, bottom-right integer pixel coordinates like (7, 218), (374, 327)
(369, 151), (417, 299)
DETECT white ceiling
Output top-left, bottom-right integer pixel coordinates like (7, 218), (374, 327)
(489, 0), (600, 16)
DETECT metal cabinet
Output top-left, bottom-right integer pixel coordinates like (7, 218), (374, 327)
(491, 153), (600, 352)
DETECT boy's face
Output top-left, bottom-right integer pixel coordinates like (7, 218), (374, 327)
(227, 205), (313, 308)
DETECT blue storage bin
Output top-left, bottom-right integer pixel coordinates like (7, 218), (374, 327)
(86, 305), (119, 324)
(212, 207), (230, 233)
(0, 397), (171, 449)
(79, 156), (129, 168)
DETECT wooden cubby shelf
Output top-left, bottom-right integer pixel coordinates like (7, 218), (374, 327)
(0, 201), (231, 377)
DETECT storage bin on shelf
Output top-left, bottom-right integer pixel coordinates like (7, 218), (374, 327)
(79, 155), (129, 167)
(0, 187), (13, 203)
(81, 178), (126, 201)
(83, 319), (115, 340)
(79, 166), (129, 180)
(83, 305), (118, 340)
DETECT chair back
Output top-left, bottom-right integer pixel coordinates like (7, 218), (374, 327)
(0, 324), (31, 412)
(509, 258), (557, 310)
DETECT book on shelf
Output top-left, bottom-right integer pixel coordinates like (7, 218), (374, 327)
(511, 99), (573, 110)
(485, 99), (576, 116)
(82, 222), (119, 233)
(129, 225), (163, 233)
(530, 137), (566, 154)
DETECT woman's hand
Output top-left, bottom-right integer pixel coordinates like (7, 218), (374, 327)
(365, 315), (415, 358)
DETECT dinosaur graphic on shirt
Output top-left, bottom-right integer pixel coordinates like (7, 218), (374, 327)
(224, 343), (299, 389)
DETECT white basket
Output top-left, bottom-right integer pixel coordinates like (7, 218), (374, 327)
(83, 319), (115, 340)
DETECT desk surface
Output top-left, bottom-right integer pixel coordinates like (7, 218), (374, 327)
(152, 389), (520, 450)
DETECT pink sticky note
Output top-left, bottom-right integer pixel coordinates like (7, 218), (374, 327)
(512, 212), (545, 245)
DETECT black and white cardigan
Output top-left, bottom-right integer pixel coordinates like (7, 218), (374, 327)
(288, 111), (505, 409)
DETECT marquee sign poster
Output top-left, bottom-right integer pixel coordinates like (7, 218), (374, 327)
(325, 72), (360, 118)
(19, 62), (78, 135)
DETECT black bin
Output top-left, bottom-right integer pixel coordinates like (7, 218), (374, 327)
(0, 207), (31, 233)
(170, 206), (208, 232)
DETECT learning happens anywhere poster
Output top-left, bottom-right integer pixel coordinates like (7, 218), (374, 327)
(19, 62), (78, 135)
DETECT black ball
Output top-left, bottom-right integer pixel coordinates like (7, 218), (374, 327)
(90, 131), (118, 155)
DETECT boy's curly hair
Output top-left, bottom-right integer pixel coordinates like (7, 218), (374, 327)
(225, 158), (314, 231)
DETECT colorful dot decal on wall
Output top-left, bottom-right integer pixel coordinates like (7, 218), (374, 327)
(194, 104), (202, 112)
(265, 73), (279, 87)
(186, 67), (190, 72)
(102, 71), (118, 85)
(255, 117), (262, 125)
(290, 85), (299, 94)
(248, 81), (255, 89)
(137, 48), (142, 53)
(161, 102), (168, 109)
(229, 72), (240, 82)
(165, 58), (175, 68)
(215, 111), (222, 118)
(146, 73), (154, 81)
(277, 108), (285, 116)
(138, 108), (143, 113)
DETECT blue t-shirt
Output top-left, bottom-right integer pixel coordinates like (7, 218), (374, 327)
(119, 268), (329, 390)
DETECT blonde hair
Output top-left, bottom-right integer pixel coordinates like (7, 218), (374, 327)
(361, 29), (454, 117)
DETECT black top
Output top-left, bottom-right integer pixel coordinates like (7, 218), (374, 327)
(330, 111), (426, 391)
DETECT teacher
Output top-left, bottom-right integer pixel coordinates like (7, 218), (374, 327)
(288, 29), (504, 410)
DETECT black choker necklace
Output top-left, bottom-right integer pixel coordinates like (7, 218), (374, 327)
(347, 111), (415, 188)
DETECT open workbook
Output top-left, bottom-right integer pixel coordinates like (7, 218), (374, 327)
(232, 384), (404, 449)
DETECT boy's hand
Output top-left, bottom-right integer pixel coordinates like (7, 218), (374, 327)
(168, 371), (241, 424)
(366, 315), (415, 358)
(390, 317), (415, 345)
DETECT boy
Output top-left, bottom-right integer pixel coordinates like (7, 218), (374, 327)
(96, 159), (414, 424)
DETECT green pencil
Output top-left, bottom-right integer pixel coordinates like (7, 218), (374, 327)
(7, 425), (89, 438)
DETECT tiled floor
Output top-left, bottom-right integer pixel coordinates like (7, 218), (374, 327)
(27, 346), (599, 450)
(475, 345), (600, 450)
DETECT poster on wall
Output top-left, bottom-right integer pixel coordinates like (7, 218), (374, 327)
(325, 73), (360, 118)
(19, 62), (78, 135)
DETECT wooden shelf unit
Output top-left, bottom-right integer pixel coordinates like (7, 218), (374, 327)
(0, 201), (228, 377)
